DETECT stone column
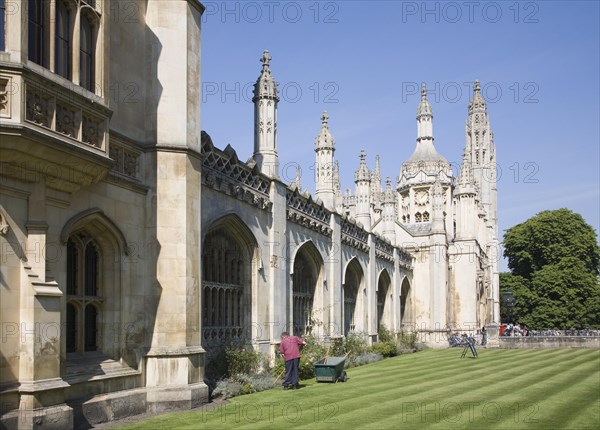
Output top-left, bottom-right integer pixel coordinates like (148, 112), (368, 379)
(143, 0), (207, 413)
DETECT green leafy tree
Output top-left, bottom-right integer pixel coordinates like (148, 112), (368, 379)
(501, 209), (600, 329)
(503, 208), (599, 278)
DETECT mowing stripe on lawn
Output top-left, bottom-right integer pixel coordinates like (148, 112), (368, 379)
(117, 349), (600, 430)
(288, 350), (596, 430)
(321, 352), (597, 430)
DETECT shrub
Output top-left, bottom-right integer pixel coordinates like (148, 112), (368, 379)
(346, 352), (384, 368)
(396, 330), (418, 349)
(342, 332), (368, 357)
(378, 324), (393, 342)
(225, 348), (260, 377)
(369, 341), (397, 357)
(213, 373), (276, 400)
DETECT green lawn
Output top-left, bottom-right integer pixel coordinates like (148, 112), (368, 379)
(119, 348), (600, 429)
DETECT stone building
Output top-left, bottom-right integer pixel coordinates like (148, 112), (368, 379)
(0, 0), (499, 428)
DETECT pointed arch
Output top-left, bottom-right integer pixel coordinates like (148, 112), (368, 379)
(377, 269), (392, 331)
(291, 241), (325, 336)
(60, 208), (127, 255)
(202, 214), (258, 347)
(343, 258), (365, 336)
(400, 276), (414, 327)
(61, 209), (124, 359)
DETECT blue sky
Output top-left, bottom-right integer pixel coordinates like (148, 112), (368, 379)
(199, 1), (600, 270)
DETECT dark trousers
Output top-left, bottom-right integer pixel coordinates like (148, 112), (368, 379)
(284, 357), (300, 387)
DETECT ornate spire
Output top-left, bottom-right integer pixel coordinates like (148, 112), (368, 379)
(457, 147), (475, 189)
(468, 80), (487, 115)
(355, 150), (370, 183)
(383, 177), (395, 204)
(253, 50), (279, 102)
(334, 160), (341, 194)
(417, 84), (433, 119)
(315, 111), (335, 150)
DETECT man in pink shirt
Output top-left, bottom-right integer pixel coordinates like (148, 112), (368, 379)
(279, 331), (306, 390)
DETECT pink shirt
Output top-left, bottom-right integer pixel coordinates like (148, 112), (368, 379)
(279, 336), (305, 361)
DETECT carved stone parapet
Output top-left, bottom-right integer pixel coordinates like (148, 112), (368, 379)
(201, 131), (272, 210)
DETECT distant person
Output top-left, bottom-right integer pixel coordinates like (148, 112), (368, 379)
(280, 331), (306, 390)
(481, 326), (487, 347)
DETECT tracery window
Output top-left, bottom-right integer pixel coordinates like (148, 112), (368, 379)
(344, 261), (363, 336)
(202, 228), (246, 343)
(377, 277), (389, 329)
(0, 0), (6, 51)
(293, 255), (315, 336)
(26, 1), (100, 93)
(66, 236), (101, 353)
(343, 282), (357, 336)
(422, 211), (430, 222)
(80, 13), (96, 91)
(28, 0), (48, 66)
(415, 212), (422, 223)
(55, 1), (71, 79)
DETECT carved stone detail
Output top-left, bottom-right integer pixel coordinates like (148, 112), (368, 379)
(201, 133), (272, 210)
(110, 144), (139, 179)
(82, 116), (102, 148)
(0, 212), (9, 235)
(0, 78), (10, 116)
(341, 218), (369, 253)
(56, 104), (77, 138)
(286, 189), (332, 236)
(26, 92), (51, 127)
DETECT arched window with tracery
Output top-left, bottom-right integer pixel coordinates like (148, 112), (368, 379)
(202, 226), (251, 345)
(55, 0), (71, 79)
(80, 11), (96, 91)
(415, 212), (422, 223)
(423, 211), (430, 222)
(377, 271), (391, 330)
(66, 235), (101, 353)
(400, 278), (413, 327)
(344, 259), (364, 336)
(28, 0), (48, 67)
(293, 254), (315, 336)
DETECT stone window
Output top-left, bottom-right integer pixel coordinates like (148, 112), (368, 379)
(423, 211), (430, 222)
(202, 228), (247, 344)
(80, 12), (96, 91)
(0, 0), (6, 51)
(293, 255), (315, 336)
(66, 236), (101, 352)
(344, 259), (364, 336)
(415, 212), (422, 223)
(400, 278), (413, 327)
(26, 0), (101, 93)
(343, 282), (357, 336)
(28, 0), (48, 67)
(55, 1), (71, 79)
(377, 272), (391, 330)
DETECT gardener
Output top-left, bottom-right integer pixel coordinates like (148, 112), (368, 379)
(280, 331), (306, 390)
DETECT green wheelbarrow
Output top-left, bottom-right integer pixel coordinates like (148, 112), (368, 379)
(314, 356), (348, 383)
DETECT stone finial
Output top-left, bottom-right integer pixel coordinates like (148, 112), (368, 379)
(260, 50), (272, 68)
(417, 84), (433, 118)
(321, 111), (329, 126)
(355, 150), (370, 182)
(468, 80), (487, 115)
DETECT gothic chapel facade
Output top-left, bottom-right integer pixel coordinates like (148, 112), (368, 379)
(0, 1), (499, 428)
